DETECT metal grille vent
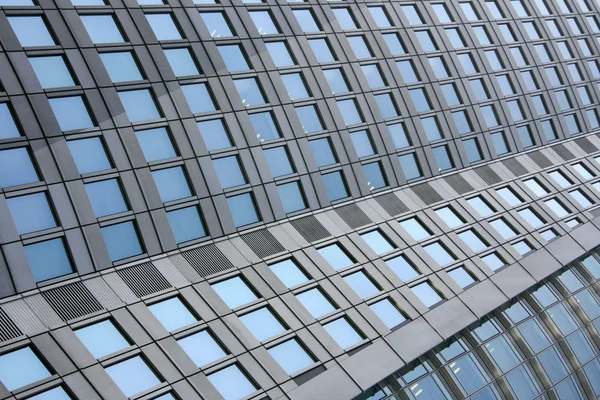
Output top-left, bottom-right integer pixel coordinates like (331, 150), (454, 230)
(444, 174), (473, 195)
(335, 204), (372, 229)
(529, 151), (553, 168)
(241, 229), (285, 258)
(290, 215), (330, 242)
(502, 159), (528, 177)
(182, 244), (235, 278)
(575, 137), (598, 154)
(474, 165), (502, 185)
(553, 144), (575, 161)
(375, 193), (408, 216)
(0, 308), (22, 343)
(411, 183), (443, 205)
(117, 262), (171, 298)
(42, 282), (103, 321)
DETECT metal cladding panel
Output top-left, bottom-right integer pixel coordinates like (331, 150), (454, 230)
(181, 244), (235, 277)
(335, 203), (372, 229)
(41, 282), (103, 322)
(443, 174), (474, 195)
(289, 215), (331, 243)
(116, 262), (172, 298)
(241, 229), (286, 258)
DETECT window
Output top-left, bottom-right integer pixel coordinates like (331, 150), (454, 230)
(167, 206), (206, 243)
(491, 131), (510, 155)
(0, 347), (51, 391)
(218, 45), (250, 72)
(281, 73), (310, 100)
(428, 56), (450, 79)
(164, 48), (199, 77)
(545, 67), (562, 87)
(490, 218), (517, 239)
(423, 242), (455, 265)
(435, 207), (464, 229)
(268, 339), (314, 375)
(181, 83), (216, 114)
(573, 163), (594, 179)
(499, 24), (516, 42)
(270, 259), (308, 288)
(363, 162), (387, 190)
(517, 125), (534, 148)
(249, 11), (279, 35)
(7, 16), (55, 47)
(296, 288), (336, 318)
(149, 297), (197, 332)
(249, 112), (280, 141)
(360, 230), (394, 254)
(75, 320), (129, 359)
(458, 230), (488, 252)
(452, 112), (472, 135)
(496, 187), (521, 207)
(7, 193), (56, 235)
(264, 146), (294, 177)
(347, 36), (372, 59)
(276, 181), (305, 211)
(458, 53), (478, 74)
(507, 100), (524, 121)
(101, 221), (143, 261)
(199, 12), (234, 37)
(106, 356), (161, 398)
(208, 365), (256, 400)
(382, 33), (405, 55)
(368, 6), (392, 27)
(212, 276), (258, 309)
(497, 75), (515, 96)
(29, 56), (74, 89)
(24, 238), (72, 282)
(386, 255), (419, 281)
(99, 52), (142, 84)
(544, 198), (569, 217)
(178, 330), (225, 367)
(549, 170), (572, 188)
(448, 267), (476, 288)
(415, 30), (437, 52)
(570, 189), (593, 208)
(349, 130), (374, 158)
(293, 9), (320, 32)
(464, 138), (482, 163)
(433, 146), (454, 171)
(482, 252), (505, 271)
(422, 117), (443, 141)
(324, 68), (349, 94)
(480, 105), (499, 128)
(28, 387), (71, 399)
(467, 196), (494, 217)
(135, 128), (177, 162)
(470, 79), (489, 101)
(152, 167), (192, 203)
(213, 156), (246, 189)
(333, 8), (357, 30)
(0, 104), (20, 140)
(308, 38), (336, 62)
(361, 64), (385, 89)
(400, 5), (423, 25)
(510, 47), (527, 66)
(511, 0), (529, 16)
(322, 171), (348, 201)
(541, 120), (557, 141)
(227, 193), (260, 227)
(0, 148), (37, 188)
(409, 88), (431, 113)
(369, 299), (406, 328)
(474, 26), (492, 45)
(119, 89), (161, 122)
(266, 41), (295, 67)
(400, 218), (431, 241)
(432, 3), (453, 23)
(318, 243), (353, 270)
(396, 60), (420, 84)
(146, 13), (182, 41)
(323, 318), (363, 349)
(388, 123), (411, 149)
(49, 96), (94, 131)
(534, 44), (551, 63)
(411, 281), (443, 307)
(540, 229), (557, 242)
(67, 137), (112, 174)
(310, 138), (336, 166)
(234, 78), (266, 107)
(80, 15), (124, 44)
(374, 94), (397, 119)
(399, 153), (422, 180)
(445, 28), (466, 48)
(240, 307), (286, 341)
(344, 271), (379, 298)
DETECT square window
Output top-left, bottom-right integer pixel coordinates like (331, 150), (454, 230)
(396, 60), (420, 84)
(333, 8), (358, 30)
(458, 53), (478, 75)
(199, 12), (234, 37)
(149, 297), (197, 332)
(278, 181), (306, 213)
(432, 146), (454, 171)
(400, 218), (431, 241)
(432, 3), (453, 23)
(0, 103), (20, 140)
(164, 48), (199, 77)
(249, 111), (281, 141)
(517, 125), (535, 148)
(467, 196), (495, 217)
(369, 6), (392, 28)
(415, 30), (437, 52)
(234, 78), (266, 107)
(80, 15), (125, 44)
(67, 137), (112, 174)
(513, 240), (533, 255)
(491, 132), (510, 155)
(7, 192), (56, 235)
(101, 221), (143, 261)
(152, 166), (192, 203)
(240, 307), (286, 341)
(361, 64), (386, 89)
(167, 206), (206, 243)
(0, 347), (51, 391)
(178, 330), (226, 367)
(119, 89), (161, 122)
(411, 281), (443, 307)
(458, 230), (488, 252)
(387, 122), (411, 149)
(448, 266), (476, 288)
(428, 56), (450, 79)
(482, 252), (505, 271)
(181, 83), (216, 114)
(423, 242), (455, 266)
(310, 138), (336, 166)
(29, 56), (74, 89)
(227, 193), (260, 227)
(375, 94), (398, 119)
(85, 179), (128, 217)
(212, 276), (258, 309)
(249, 11), (280, 35)
(409, 88), (431, 113)
(399, 153), (422, 180)
(385, 255), (419, 281)
(337, 99), (363, 125)
(296, 288), (336, 318)
(318, 243), (353, 270)
(264, 146), (294, 177)
(49, 96), (94, 131)
(213, 156), (246, 189)
(136, 128), (177, 162)
(270, 259), (308, 288)
(344, 271), (379, 298)
(360, 230), (394, 254)
(322, 171), (348, 201)
(24, 238), (73, 282)
(445, 28), (466, 48)
(105, 356), (161, 398)
(268, 339), (314, 375)
(464, 138), (482, 163)
(281, 72), (310, 100)
(545, 198), (570, 217)
(218, 44), (250, 72)
(347, 36), (372, 59)
(453, 111), (473, 135)
(400, 5), (424, 25)
(100, 52), (143, 83)
(370, 299), (406, 329)
(75, 320), (129, 359)
(324, 68), (349, 94)
(363, 162), (387, 190)
(382, 33), (405, 55)
(308, 38), (336, 62)
(146, 13), (182, 41)
(293, 9), (320, 32)
(207, 365), (256, 400)
(266, 41), (295, 67)
(350, 130), (375, 158)
(490, 218), (518, 239)
(323, 318), (363, 349)
(435, 207), (464, 229)
(8, 16), (55, 47)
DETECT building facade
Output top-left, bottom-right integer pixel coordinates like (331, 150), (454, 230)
(1, 0), (600, 398)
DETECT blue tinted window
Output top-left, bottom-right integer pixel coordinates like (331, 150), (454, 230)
(375, 94), (397, 119)
(296, 105), (323, 133)
(105, 356), (160, 397)
(119, 89), (160, 122)
(265, 42), (295, 67)
(213, 156), (246, 189)
(200, 12), (233, 37)
(308, 38), (336, 62)
(0, 347), (51, 391)
(446, 28), (466, 48)
(361, 64), (385, 89)
(0, 148), (39, 188)
(409, 88), (431, 113)
(388, 123), (410, 149)
(424, 242), (455, 265)
(218, 44), (249, 72)
(448, 266), (476, 288)
(24, 238), (73, 282)
(85, 179), (128, 217)
(322, 171), (348, 201)
(269, 259), (308, 288)
(369, 299), (406, 328)
(7, 192), (56, 235)
(399, 153), (422, 180)
(264, 146), (293, 177)
(8, 16), (55, 47)
(148, 297), (197, 332)
(207, 365), (256, 400)
(441, 83), (461, 106)
(350, 130), (374, 158)
(348, 36), (372, 59)
(281, 73), (310, 100)
(386, 255), (419, 281)
(458, 53), (478, 74)
(135, 128), (176, 162)
(411, 281), (443, 307)
(29, 56), (74, 89)
(309, 138), (336, 167)
(296, 288), (335, 318)
(344, 271), (379, 298)
(181, 83), (217, 114)
(163, 48), (199, 77)
(318, 243), (353, 270)
(249, 11), (279, 35)
(99, 52), (143, 83)
(464, 138), (482, 163)
(400, 218), (431, 241)
(363, 162), (386, 190)
(28, 387), (71, 400)
(369, 6), (392, 27)
(212, 276), (258, 309)
(75, 320), (129, 359)
(428, 57), (449, 79)
(422, 116), (442, 141)
(49, 96), (94, 131)
(401, 5), (423, 24)
(323, 68), (349, 94)
(337, 99), (362, 125)
(361, 230), (394, 254)
(0, 103), (20, 140)
(101, 221), (143, 261)
(249, 112), (281, 141)
(432, 146), (454, 171)
(167, 206), (206, 243)
(268, 339), (314, 375)
(67, 137), (112, 174)
(293, 9), (320, 32)
(467, 196), (494, 217)
(227, 193), (259, 227)
(177, 331), (226, 367)
(152, 167), (192, 202)
(323, 318), (362, 349)
(234, 78), (266, 106)
(435, 207), (464, 229)
(333, 8), (357, 30)
(278, 182), (306, 213)
(382, 33), (405, 55)
(416, 30), (437, 51)
(197, 119), (231, 151)
(80, 15), (124, 44)
(240, 307), (285, 341)
(146, 13), (182, 41)
(482, 253), (505, 271)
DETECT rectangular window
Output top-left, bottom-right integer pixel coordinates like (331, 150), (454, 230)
(119, 89), (161, 122)
(227, 193), (260, 227)
(24, 238), (73, 282)
(80, 15), (125, 44)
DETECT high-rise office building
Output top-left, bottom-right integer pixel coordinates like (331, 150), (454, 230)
(1, 0), (600, 399)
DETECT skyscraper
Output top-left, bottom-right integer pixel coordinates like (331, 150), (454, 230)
(1, 0), (600, 398)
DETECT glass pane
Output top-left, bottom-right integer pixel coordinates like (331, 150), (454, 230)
(270, 259), (308, 288)
(399, 153), (422, 180)
(101, 222), (143, 261)
(388, 123), (410, 149)
(347, 36), (372, 59)
(239, 307), (285, 341)
(207, 365), (256, 400)
(24, 238), (72, 282)
(234, 78), (266, 106)
(264, 146), (293, 177)
(8, 16), (55, 47)
(318, 243), (353, 270)
(537, 346), (569, 384)
(218, 44), (249, 72)
(250, 112), (280, 141)
(100, 52), (142, 83)
(324, 68), (349, 94)
(268, 339), (314, 375)
(337, 99), (363, 125)
(28, 387), (71, 400)
(333, 8), (357, 30)
(49, 96), (94, 131)
(482, 253), (505, 271)
(227, 193), (259, 227)
(266, 42), (294, 67)
(450, 354), (489, 394)
(152, 167), (191, 202)
(382, 33), (405, 55)
(400, 218), (431, 241)
(362, 64), (385, 89)
(409, 88), (431, 112)
(385, 255), (419, 281)
(80, 15), (124, 44)
(135, 128), (177, 162)
(105, 356), (161, 397)
(85, 179), (128, 217)
(293, 9), (320, 32)
(249, 11), (279, 35)
(369, 6), (392, 27)
(213, 156), (246, 189)
(177, 331), (226, 367)
(467, 196), (494, 217)
(411, 281), (443, 307)
(164, 48), (199, 77)
(363, 162), (386, 190)
(296, 105), (323, 133)
(490, 218), (517, 239)
(448, 266), (475, 288)
(308, 38), (336, 62)
(0, 347), (51, 391)
(30, 56), (74, 89)
(212, 276), (257, 309)
(432, 146), (454, 171)
(323, 318), (362, 349)
(360, 230), (394, 254)
(200, 12), (233, 37)
(322, 171), (348, 201)
(343, 271), (379, 298)
(181, 83), (216, 114)
(505, 365), (541, 399)
(7, 192), (56, 235)
(75, 320), (129, 359)
(350, 130), (374, 158)
(67, 137), (112, 174)
(464, 138), (482, 162)
(277, 181), (306, 213)
(0, 103), (20, 139)
(148, 297), (197, 332)
(296, 288), (335, 318)
(435, 207), (464, 229)
(119, 90), (160, 122)
(146, 14), (182, 41)
(369, 299), (405, 328)
(424, 242), (454, 265)
(167, 206), (206, 243)
(485, 335), (520, 372)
